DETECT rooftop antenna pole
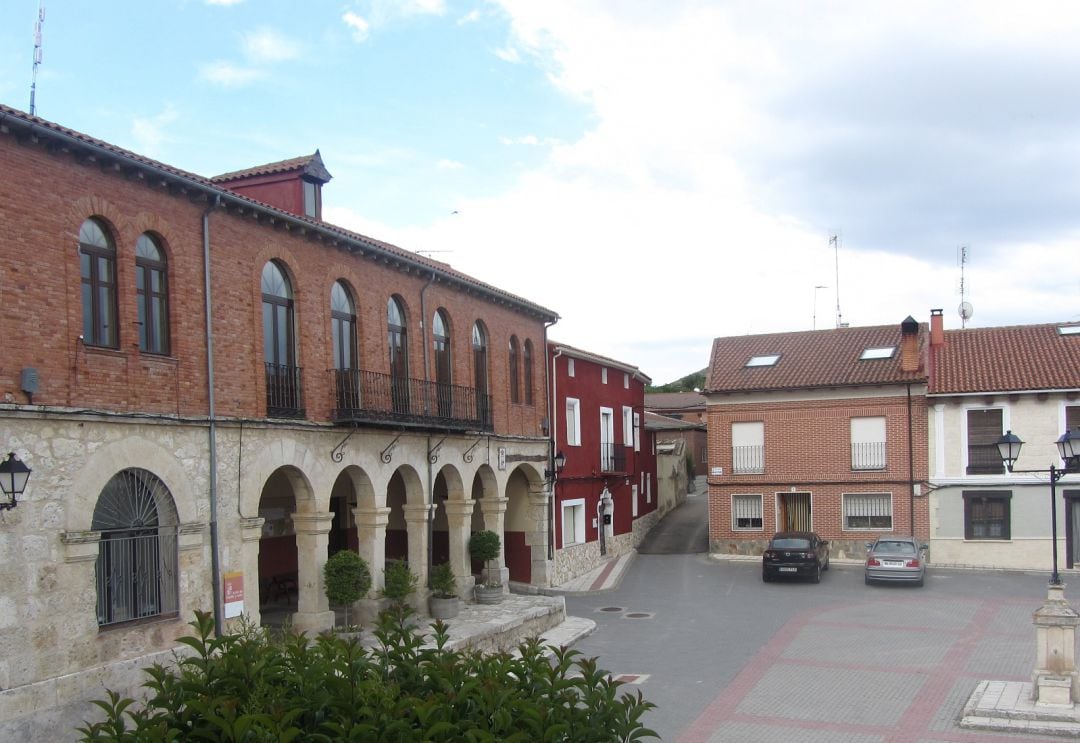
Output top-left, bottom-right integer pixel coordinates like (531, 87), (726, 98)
(830, 233), (843, 328)
(29, 1), (44, 116)
(957, 245), (974, 328)
(812, 285), (827, 330)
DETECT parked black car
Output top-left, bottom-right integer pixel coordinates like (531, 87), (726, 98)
(762, 531), (830, 583)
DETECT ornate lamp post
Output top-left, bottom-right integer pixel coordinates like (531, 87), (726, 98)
(0, 452), (32, 511)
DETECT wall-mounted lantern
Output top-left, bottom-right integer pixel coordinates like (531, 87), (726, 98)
(0, 452), (32, 511)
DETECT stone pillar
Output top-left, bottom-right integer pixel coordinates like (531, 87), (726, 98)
(527, 486), (554, 588)
(239, 517), (265, 628)
(290, 512), (335, 635)
(353, 505), (389, 623)
(443, 500), (477, 596)
(403, 503), (434, 612)
(479, 497), (509, 589)
(1032, 583), (1080, 706)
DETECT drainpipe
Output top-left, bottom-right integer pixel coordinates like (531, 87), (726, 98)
(202, 195), (223, 636)
(420, 270), (436, 582)
(907, 382), (915, 538)
(545, 333), (561, 562)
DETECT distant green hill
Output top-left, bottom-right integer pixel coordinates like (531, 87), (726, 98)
(647, 369), (706, 393)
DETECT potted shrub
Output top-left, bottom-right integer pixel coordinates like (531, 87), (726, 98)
(428, 561), (460, 620)
(381, 559), (418, 607)
(469, 530), (503, 605)
(323, 550), (371, 630)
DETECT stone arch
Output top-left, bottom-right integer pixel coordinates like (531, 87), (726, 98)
(504, 464), (540, 584)
(239, 437), (323, 516)
(469, 464), (498, 532)
(431, 464), (465, 566)
(66, 436), (198, 532)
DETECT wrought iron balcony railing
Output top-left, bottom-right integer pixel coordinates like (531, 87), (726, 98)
(600, 442), (627, 473)
(851, 441), (887, 470)
(732, 445), (764, 474)
(265, 363), (305, 418)
(330, 368), (493, 431)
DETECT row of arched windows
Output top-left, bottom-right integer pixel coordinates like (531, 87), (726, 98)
(79, 218), (169, 354)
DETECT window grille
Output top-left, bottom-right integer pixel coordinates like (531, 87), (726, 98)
(732, 494), (762, 530)
(843, 493), (892, 530)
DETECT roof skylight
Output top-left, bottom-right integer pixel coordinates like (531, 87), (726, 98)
(1059, 325), (1080, 336)
(746, 354), (780, 367)
(860, 346), (896, 360)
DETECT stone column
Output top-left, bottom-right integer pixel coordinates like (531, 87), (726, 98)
(478, 497), (509, 589)
(403, 503), (434, 612)
(526, 486), (553, 588)
(290, 512), (335, 635)
(443, 500), (477, 596)
(239, 517), (265, 628)
(1031, 583), (1080, 706)
(353, 505), (389, 623)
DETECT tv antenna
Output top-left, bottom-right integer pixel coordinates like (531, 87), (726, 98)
(957, 245), (973, 328)
(29, 1), (44, 116)
(830, 233), (844, 328)
(812, 285), (828, 330)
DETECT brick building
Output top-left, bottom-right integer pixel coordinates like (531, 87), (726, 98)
(644, 392), (708, 477)
(704, 317), (930, 559)
(547, 343), (658, 585)
(0, 103), (560, 737)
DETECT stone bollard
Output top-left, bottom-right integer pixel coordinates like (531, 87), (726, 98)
(1031, 583), (1080, 707)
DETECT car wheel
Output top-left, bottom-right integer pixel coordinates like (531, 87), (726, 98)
(915, 576), (924, 587)
(823, 554), (830, 571)
(762, 570), (771, 583)
(864, 573), (871, 586)
(812, 563), (821, 584)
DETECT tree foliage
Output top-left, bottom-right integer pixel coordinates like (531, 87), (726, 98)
(323, 550), (372, 608)
(646, 369), (706, 393)
(77, 607), (658, 742)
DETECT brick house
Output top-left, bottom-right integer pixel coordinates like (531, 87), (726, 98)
(927, 313), (1080, 571)
(644, 391), (708, 477)
(704, 317), (930, 558)
(0, 103), (561, 737)
(547, 342), (659, 585)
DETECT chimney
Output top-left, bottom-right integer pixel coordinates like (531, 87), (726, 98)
(930, 308), (944, 347)
(900, 315), (919, 372)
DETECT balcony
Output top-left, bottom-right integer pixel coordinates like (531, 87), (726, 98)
(851, 441), (887, 470)
(265, 363), (305, 418)
(330, 369), (493, 431)
(600, 442), (627, 473)
(732, 445), (764, 474)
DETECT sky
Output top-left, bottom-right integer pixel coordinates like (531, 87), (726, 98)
(2, 0), (1079, 385)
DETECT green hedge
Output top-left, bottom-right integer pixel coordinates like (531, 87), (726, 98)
(78, 607), (658, 741)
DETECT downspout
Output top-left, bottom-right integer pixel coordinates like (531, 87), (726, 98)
(420, 270), (436, 583)
(907, 382), (915, 537)
(203, 194), (223, 636)
(545, 330), (561, 562)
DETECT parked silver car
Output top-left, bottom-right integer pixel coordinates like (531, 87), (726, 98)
(864, 536), (926, 586)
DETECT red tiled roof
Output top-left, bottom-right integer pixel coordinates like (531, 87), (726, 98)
(548, 341), (652, 384)
(644, 411), (705, 431)
(930, 323), (1080, 394)
(644, 392), (706, 410)
(0, 104), (555, 321)
(706, 323), (926, 393)
(211, 151), (331, 183)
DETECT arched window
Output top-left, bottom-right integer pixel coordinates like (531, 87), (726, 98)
(92, 468), (179, 627)
(509, 335), (521, 404)
(331, 281), (358, 412)
(387, 296), (409, 413)
(135, 233), (169, 354)
(433, 309), (452, 417)
(79, 218), (118, 348)
(523, 339), (534, 405)
(472, 321), (490, 424)
(262, 261), (302, 416)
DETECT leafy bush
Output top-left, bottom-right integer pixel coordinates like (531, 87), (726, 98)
(381, 559), (418, 603)
(77, 608), (658, 741)
(468, 530), (501, 563)
(324, 550), (371, 629)
(429, 561), (457, 598)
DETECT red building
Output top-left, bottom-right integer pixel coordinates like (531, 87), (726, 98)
(547, 342), (659, 585)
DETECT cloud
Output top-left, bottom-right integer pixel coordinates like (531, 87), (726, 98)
(198, 61), (263, 87)
(458, 9), (482, 25)
(494, 46), (521, 63)
(499, 134), (562, 147)
(204, 0), (243, 5)
(399, 0), (445, 15)
(242, 27), (301, 64)
(437, 159), (464, 170)
(342, 11), (370, 43)
(131, 105), (179, 157)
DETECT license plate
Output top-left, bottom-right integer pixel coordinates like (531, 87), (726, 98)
(883, 560), (903, 567)
(779, 567), (797, 572)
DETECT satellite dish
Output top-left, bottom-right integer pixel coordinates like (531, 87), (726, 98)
(959, 301), (974, 321)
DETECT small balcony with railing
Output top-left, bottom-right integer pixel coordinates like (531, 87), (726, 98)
(330, 368), (493, 431)
(600, 442), (628, 474)
(851, 441), (887, 471)
(265, 363), (305, 418)
(732, 445), (764, 474)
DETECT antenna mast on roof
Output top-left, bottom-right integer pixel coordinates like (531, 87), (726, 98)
(830, 233), (844, 328)
(29, 0), (44, 116)
(957, 245), (974, 328)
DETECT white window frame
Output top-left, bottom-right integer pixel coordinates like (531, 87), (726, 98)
(562, 498), (586, 546)
(842, 492), (893, 531)
(602, 367), (608, 384)
(850, 416), (887, 470)
(600, 406), (615, 470)
(567, 358), (575, 377)
(634, 412), (641, 452)
(624, 372), (629, 389)
(732, 421), (765, 474)
(623, 406), (634, 446)
(731, 494), (763, 531)
(646, 474), (652, 503)
(632, 485), (639, 517)
(566, 397), (581, 447)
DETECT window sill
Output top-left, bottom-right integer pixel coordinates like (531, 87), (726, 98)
(97, 611), (181, 634)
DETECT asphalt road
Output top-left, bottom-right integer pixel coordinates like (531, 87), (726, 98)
(636, 491), (709, 554)
(567, 496), (1059, 742)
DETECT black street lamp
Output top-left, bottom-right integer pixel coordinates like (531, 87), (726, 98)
(996, 428), (1080, 586)
(0, 452), (32, 511)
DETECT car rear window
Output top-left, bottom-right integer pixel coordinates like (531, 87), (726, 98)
(771, 538), (810, 549)
(876, 541), (916, 555)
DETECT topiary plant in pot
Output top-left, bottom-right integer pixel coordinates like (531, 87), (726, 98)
(428, 561), (460, 620)
(469, 530), (503, 604)
(323, 550), (371, 630)
(381, 559), (418, 607)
